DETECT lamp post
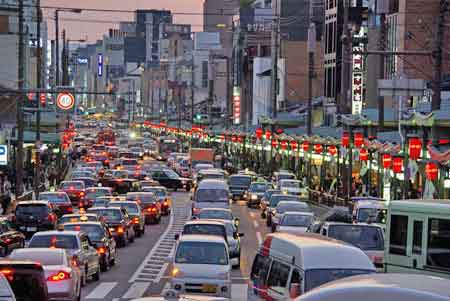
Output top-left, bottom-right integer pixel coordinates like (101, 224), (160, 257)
(54, 8), (82, 86)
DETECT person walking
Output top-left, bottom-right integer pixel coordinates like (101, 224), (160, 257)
(2, 176), (11, 215)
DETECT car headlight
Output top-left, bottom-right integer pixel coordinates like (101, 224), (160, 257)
(172, 267), (184, 278)
(282, 190), (288, 195)
(251, 194), (258, 200)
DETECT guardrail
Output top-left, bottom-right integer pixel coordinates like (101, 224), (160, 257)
(308, 189), (354, 211)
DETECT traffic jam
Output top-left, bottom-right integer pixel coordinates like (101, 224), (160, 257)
(0, 116), (449, 301)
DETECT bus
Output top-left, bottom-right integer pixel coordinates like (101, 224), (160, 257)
(385, 199), (450, 279)
(156, 136), (180, 161)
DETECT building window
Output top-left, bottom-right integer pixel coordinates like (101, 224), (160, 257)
(201, 61), (208, 88)
(389, 215), (408, 256)
(427, 218), (450, 270)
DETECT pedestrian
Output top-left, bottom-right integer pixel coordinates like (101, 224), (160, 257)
(2, 176), (11, 215)
(48, 165), (55, 188)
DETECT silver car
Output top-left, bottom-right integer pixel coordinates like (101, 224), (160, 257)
(9, 248), (81, 301)
(271, 201), (311, 232)
(28, 231), (101, 286)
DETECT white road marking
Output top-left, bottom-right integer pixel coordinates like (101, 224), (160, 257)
(256, 232), (262, 245)
(231, 284), (248, 300)
(253, 220), (259, 228)
(155, 262), (169, 283)
(122, 282), (151, 299)
(84, 282), (117, 299)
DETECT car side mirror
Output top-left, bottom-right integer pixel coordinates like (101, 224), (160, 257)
(238, 233), (244, 237)
(174, 234), (180, 240)
(191, 216), (198, 220)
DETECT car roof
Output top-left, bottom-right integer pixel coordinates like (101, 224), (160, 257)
(323, 222), (383, 228)
(32, 230), (81, 236)
(179, 234), (227, 244)
(11, 247), (66, 255)
(200, 208), (232, 212)
(16, 200), (49, 205)
(86, 187), (111, 190)
(88, 207), (121, 211)
(282, 211), (314, 216)
(184, 220), (226, 227)
(63, 221), (103, 227)
(197, 179), (228, 189)
(40, 192), (67, 195)
(299, 273), (450, 301)
(263, 233), (375, 270)
(62, 213), (97, 218)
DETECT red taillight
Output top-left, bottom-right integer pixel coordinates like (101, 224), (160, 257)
(104, 159), (109, 164)
(47, 271), (71, 282)
(132, 217), (139, 224)
(163, 201), (169, 206)
(67, 206), (73, 212)
(78, 202), (83, 208)
(135, 165), (141, 170)
(47, 214), (56, 223)
(79, 192), (85, 197)
(193, 208), (200, 214)
(117, 227), (124, 234)
(0, 269), (14, 281)
(97, 247), (106, 254)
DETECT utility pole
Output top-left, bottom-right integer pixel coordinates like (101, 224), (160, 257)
(55, 10), (59, 86)
(16, 0), (25, 196)
(225, 57), (231, 127)
(307, 1), (316, 136)
(207, 54), (214, 126)
(432, 0), (448, 110)
(191, 57), (195, 125)
(270, 0), (280, 118)
(376, 0), (388, 131)
(35, 0), (42, 198)
(339, 0), (351, 114)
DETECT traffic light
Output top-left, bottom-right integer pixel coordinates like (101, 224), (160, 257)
(39, 94), (46, 107)
(195, 114), (202, 122)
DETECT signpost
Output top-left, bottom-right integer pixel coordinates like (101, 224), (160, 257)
(0, 145), (7, 165)
(56, 92), (75, 110)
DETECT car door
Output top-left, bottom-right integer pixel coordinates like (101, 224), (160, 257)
(104, 226), (116, 257)
(3, 220), (22, 249)
(80, 235), (95, 274)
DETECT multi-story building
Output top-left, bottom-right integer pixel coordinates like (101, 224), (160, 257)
(203, 0), (239, 51)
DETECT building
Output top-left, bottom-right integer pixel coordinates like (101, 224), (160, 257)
(203, 0), (239, 51)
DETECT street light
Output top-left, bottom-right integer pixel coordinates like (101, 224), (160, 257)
(55, 8), (82, 86)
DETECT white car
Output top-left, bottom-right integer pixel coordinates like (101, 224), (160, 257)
(276, 211), (314, 234)
(279, 179), (307, 197)
(171, 234), (231, 298)
(271, 201), (311, 231)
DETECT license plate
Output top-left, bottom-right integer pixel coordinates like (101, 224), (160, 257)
(27, 227), (37, 232)
(20, 226), (26, 230)
(202, 284), (217, 293)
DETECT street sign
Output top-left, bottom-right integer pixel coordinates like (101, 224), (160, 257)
(0, 145), (7, 165)
(56, 92), (75, 110)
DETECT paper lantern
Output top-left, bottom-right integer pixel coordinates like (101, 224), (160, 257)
(354, 132), (364, 148)
(302, 141), (309, 152)
(231, 135), (237, 142)
(382, 153), (392, 169)
(255, 128), (263, 139)
(359, 148), (368, 161)
(237, 136), (243, 143)
(265, 130), (271, 140)
(392, 156), (403, 173)
(271, 139), (278, 148)
(290, 141), (298, 151)
(314, 144), (323, 154)
(342, 131), (350, 148)
(408, 137), (422, 160)
(280, 140), (288, 150)
(328, 145), (337, 156)
(425, 162), (438, 181)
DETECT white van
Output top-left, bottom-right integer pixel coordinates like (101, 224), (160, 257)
(248, 233), (375, 300)
(192, 180), (231, 217)
(351, 197), (387, 225)
(171, 234), (231, 298)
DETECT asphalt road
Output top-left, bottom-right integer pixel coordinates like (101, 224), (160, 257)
(80, 191), (330, 300)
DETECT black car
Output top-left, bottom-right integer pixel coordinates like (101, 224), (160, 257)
(109, 201), (145, 237)
(13, 201), (58, 238)
(38, 192), (74, 216)
(228, 175), (252, 201)
(0, 217), (25, 257)
(126, 192), (161, 224)
(141, 186), (171, 215)
(87, 207), (135, 247)
(149, 169), (192, 191)
(62, 222), (117, 271)
(98, 178), (140, 194)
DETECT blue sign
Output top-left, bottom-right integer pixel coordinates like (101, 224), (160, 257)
(0, 145), (7, 165)
(98, 53), (103, 77)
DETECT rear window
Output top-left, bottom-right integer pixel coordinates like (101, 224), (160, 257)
(229, 176), (251, 187)
(39, 194), (68, 203)
(59, 215), (97, 224)
(9, 251), (64, 266)
(249, 183), (267, 192)
(127, 194), (155, 203)
(270, 195), (300, 207)
(196, 189), (229, 202)
(143, 188), (166, 197)
(199, 210), (233, 221)
(1, 265), (47, 301)
(63, 224), (105, 241)
(175, 241), (228, 265)
(183, 224), (226, 238)
(122, 159), (138, 165)
(86, 189), (110, 199)
(277, 203), (310, 214)
(278, 174), (295, 181)
(16, 204), (48, 216)
(60, 182), (84, 190)
(328, 225), (384, 251)
(110, 203), (139, 214)
(88, 209), (122, 222)
(29, 235), (78, 249)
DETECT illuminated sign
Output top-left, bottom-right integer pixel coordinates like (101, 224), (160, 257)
(351, 45), (364, 115)
(98, 53), (103, 77)
(233, 87), (241, 125)
(77, 58), (88, 64)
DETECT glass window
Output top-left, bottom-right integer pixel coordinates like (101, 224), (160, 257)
(328, 225), (384, 251)
(175, 241), (228, 265)
(427, 218), (450, 269)
(289, 269), (302, 299)
(10, 251), (64, 265)
(64, 224), (105, 241)
(251, 254), (271, 285)
(267, 260), (291, 294)
(412, 220), (423, 255)
(29, 235), (78, 249)
(81, 237), (89, 251)
(389, 215), (408, 255)
(305, 269), (373, 292)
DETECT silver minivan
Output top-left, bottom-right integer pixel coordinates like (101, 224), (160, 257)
(192, 180), (230, 217)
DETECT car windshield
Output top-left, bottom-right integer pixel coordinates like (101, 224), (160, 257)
(64, 224), (105, 241)
(86, 189), (110, 199)
(127, 194), (155, 203)
(113, 171), (129, 178)
(277, 203), (310, 214)
(130, 147), (141, 153)
(39, 193), (68, 203)
(199, 210), (233, 220)
(183, 224), (226, 237)
(110, 203), (139, 214)
(278, 174), (295, 180)
(9, 251), (64, 266)
(92, 199), (110, 207)
(194, 164), (214, 171)
(357, 208), (387, 224)
(88, 209), (122, 222)
(143, 189), (166, 197)
(264, 190), (281, 200)
(202, 173), (224, 180)
(72, 171), (91, 178)
(164, 169), (179, 178)
(175, 242), (228, 265)
(16, 204), (48, 216)
(305, 269), (374, 292)
(328, 225), (384, 251)
(229, 176), (251, 187)
(269, 195), (300, 207)
(29, 235), (78, 249)
(61, 182), (84, 190)
(281, 215), (313, 227)
(196, 189), (229, 202)
(281, 181), (300, 188)
(249, 183), (267, 192)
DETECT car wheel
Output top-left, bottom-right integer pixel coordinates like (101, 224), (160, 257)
(136, 229), (142, 238)
(141, 225), (145, 235)
(129, 231), (135, 243)
(173, 187), (178, 192)
(100, 257), (108, 272)
(109, 256), (116, 266)
(92, 264), (100, 281)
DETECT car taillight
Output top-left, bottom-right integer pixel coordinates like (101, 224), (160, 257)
(163, 201), (169, 206)
(105, 159), (109, 164)
(67, 206), (73, 212)
(0, 269), (14, 281)
(193, 208), (200, 214)
(135, 165), (141, 170)
(78, 202), (83, 208)
(47, 214), (56, 223)
(47, 271), (71, 282)
(133, 217), (139, 224)
(97, 247), (106, 254)
(117, 227), (124, 234)
(79, 192), (85, 197)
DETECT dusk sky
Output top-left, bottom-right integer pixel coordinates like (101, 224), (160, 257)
(42, 0), (203, 41)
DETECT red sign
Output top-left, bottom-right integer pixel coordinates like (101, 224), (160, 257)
(56, 92), (75, 110)
(233, 88), (241, 125)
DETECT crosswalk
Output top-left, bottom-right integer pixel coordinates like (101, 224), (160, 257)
(84, 281), (249, 300)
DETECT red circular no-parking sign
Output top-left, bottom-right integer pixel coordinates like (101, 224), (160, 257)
(56, 92), (75, 110)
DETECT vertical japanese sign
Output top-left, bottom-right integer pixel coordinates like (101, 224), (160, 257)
(233, 86), (241, 125)
(352, 45), (364, 115)
(98, 53), (103, 77)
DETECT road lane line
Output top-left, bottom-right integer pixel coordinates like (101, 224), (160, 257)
(84, 282), (117, 299)
(253, 220), (259, 228)
(122, 282), (151, 299)
(256, 232), (262, 245)
(231, 284), (248, 300)
(155, 262), (169, 283)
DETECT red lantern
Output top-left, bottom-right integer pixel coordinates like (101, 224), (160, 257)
(359, 148), (368, 161)
(408, 137), (422, 160)
(255, 128), (263, 139)
(231, 135), (237, 142)
(314, 144), (323, 154)
(425, 162), (438, 181)
(382, 153), (392, 169)
(265, 130), (271, 140)
(237, 136), (243, 143)
(302, 141), (309, 152)
(328, 145), (337, 156)
(290, 141), (298, 151)
(342, 131), (350, 148)
(271, 139), (278, 148)
(392, 156), (403, 173)
(280, 140), (288, 150)
(354, 132), (364, 148)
